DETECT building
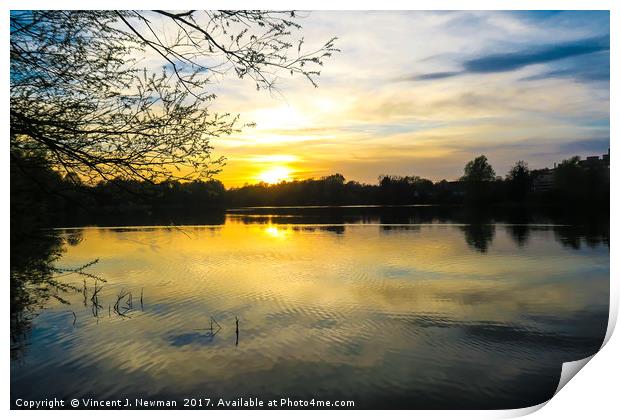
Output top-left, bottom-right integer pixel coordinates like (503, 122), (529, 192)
(579, 149), (610, 184)
(532, 149), (610, 193)
(579, 148), (610, 169)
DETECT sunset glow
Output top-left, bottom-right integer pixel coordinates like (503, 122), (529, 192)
(208, 11), (609, 187)
(257, 166), (293, 184)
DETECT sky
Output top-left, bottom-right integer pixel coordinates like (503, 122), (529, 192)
(190, 11), (610, 187)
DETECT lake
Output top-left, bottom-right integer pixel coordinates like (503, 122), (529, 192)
(10, 206), (609, 409)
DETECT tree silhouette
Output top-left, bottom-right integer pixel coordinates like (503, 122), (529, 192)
(506, 160), (532, 201)
(461, 155), (496, 203)
(10, 10), (338, 185)
(462, 155), (496, 183)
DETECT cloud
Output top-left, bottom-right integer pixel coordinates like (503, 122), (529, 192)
(521, 50), (609, 82)
(411, 36), (609, 81)
(466, 36), (609, 72)
(414, 71), (462, 81)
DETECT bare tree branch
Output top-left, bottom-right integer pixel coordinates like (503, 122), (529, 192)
(10, 10), (338, 184)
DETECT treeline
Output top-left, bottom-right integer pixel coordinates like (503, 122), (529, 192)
(228, 155), (609, 206)
(11, 163), (226, 234)
(11, 153), (609, 232)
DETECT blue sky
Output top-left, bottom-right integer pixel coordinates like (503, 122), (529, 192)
(197, 11), (610, 186)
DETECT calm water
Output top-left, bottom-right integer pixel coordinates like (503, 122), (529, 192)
(11, 207), (609, 409)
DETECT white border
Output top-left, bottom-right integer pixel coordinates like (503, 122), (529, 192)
(2, 1), (617, 419)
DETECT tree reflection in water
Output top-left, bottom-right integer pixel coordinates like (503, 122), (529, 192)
(10, 206), (609, 363)
(10, 230), (101, 361)
(460, 224), (496, 253)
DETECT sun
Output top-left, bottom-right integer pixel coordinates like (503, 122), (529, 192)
(264, 226), (288, 238)
(257, 166), (292, 184)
